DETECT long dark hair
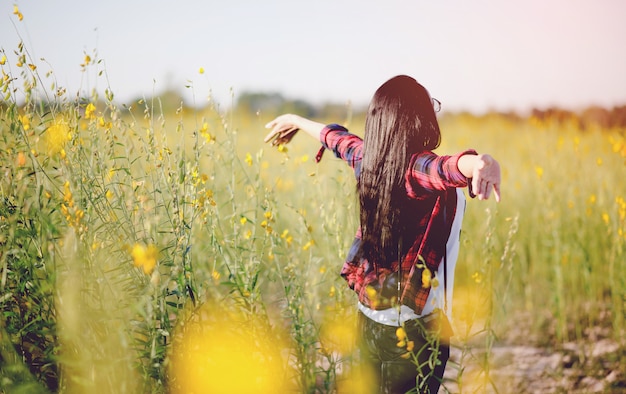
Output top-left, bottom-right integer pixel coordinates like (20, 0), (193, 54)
(358, 75), (441, 267)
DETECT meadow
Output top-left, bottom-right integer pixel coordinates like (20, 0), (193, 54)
(2, 21), (626, 394)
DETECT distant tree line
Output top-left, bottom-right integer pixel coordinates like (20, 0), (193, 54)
(530, 106), (626, 130)
(3, 89), (626, 131)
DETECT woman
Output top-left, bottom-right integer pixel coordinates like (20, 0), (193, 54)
(264, 75), (501, 393)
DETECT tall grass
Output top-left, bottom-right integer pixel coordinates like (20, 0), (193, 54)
(2, 11), (626, 393)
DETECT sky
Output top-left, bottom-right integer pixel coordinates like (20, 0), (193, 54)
(2, 0), (626, 114)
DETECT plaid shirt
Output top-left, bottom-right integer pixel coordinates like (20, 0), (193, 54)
(319, 124), (476, 315)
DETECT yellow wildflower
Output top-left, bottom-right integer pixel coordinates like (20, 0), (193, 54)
(16, 152), (26, 167)
(85, 103), (96, 119)
(396, 327), (407, 342)
(45, 119), (70, 155)
(131, 243), (158, 275)
(240, 216), (247, 225)
(534, 166), (543, 180)
(13, 5), (23, 21)
(0, 54), (6, 65)
(421, 267), (432, 288)
(18, 114), (30, 131)
(277, 144), (287, 153)
(245, 152), (253, 166)
(199, 67), (205, 74)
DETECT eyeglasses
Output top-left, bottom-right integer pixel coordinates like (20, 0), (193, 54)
(432, 98), (441, 113)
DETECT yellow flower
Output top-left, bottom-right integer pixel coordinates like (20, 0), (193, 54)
(277, 144), (287, 153)
(472, 272), (483, 284)
(406, 340), (415, 352)
(45, 119), (70, 155)
(16, 152), (26, 167)
(13, 5), (23, 21)
(85, 103), (96, 119)
(199, 67), (205, 74)
(0, 54), (6, 65)
(534, 166), (544, 180)
(240, 216), (247, 225)
(131, 243), (158, 275)
(245, 152), (253, 166)
(18, 114), (30, 131)
(421, 267), (432, 288)
(602, 213), (610, 225)
(396, 327), (407, 341)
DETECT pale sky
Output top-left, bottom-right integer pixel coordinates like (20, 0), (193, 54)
(2, 0), (625, 114)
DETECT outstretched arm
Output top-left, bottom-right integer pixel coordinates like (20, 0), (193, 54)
(264, 114), (326, 145)
(457, 153), (502, 202)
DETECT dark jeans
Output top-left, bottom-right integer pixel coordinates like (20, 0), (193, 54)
(357, 311), (450, 394)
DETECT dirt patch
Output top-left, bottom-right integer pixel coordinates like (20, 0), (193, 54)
(441, 335), (626, 393)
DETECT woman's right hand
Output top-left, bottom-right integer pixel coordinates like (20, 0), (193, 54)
(264, 114), (301, 146)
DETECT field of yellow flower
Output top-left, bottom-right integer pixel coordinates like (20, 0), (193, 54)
(2, 6), (626, 393)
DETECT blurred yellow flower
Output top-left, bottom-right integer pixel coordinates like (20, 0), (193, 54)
(85, 103), (96, 119)
(46, 119), (70, 155)
(16, 152), (26, 167)
(18, 114), (30, 131)
(198, 67), (205, 74)
(245, 152), (253, 166)
(131, 243), (158, 275)
(170, 304), (286, 394)
(277, 144), (287, 153)
(534, 166), (544, 180)
(421, 267), (432, 288)
(0, 54), (6, 65)
(13, 5), (23, 21)
(472, 271), (483, 284)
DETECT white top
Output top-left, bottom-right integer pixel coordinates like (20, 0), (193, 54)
(358, 188), (466, 326)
